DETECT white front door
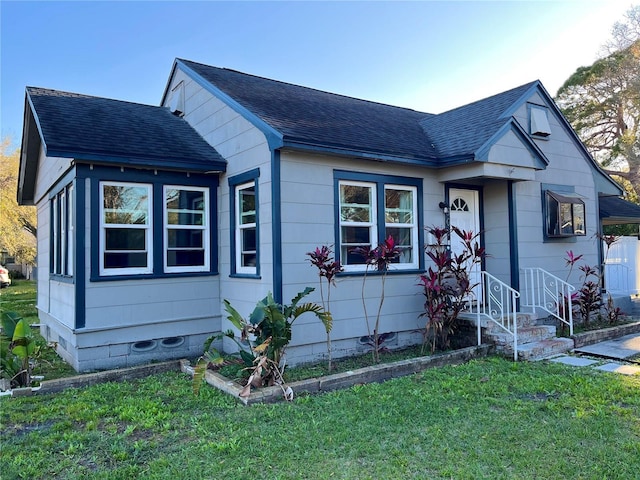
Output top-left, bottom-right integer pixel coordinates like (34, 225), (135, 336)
(449, 188), (481, 301)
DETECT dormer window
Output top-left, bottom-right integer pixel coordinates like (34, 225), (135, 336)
(530, 105), (551, 137)
(545, 190), (585, 238)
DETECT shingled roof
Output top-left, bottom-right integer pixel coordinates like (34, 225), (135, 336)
(599, 196), (640, 225)
(25, 87), (226, 172)
(177, 59), (440, 163)
(419, 81), (538, 160)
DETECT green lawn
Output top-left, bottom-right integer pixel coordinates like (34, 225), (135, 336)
(1, 280), (76, 381)
(0, 279), (39, 325)
(1, 358), (638, 479)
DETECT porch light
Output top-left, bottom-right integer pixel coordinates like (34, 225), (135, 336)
(438, 201), (449, 214)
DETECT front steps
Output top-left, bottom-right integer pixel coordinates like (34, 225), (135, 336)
(461, 312), (574, 361)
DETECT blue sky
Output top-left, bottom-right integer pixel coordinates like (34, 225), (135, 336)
(0, 1), (634, 148)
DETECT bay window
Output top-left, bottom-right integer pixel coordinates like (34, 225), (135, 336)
(545, 190), (586, 238)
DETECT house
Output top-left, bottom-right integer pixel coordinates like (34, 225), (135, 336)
(18, 58), (627, 371)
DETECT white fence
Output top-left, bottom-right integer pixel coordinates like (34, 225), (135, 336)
(604, 236), (640, 296)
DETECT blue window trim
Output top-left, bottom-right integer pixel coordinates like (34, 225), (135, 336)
(333, 170), (424, 274)
(87, 165), (219, 282)
(229, 168), (261, 278)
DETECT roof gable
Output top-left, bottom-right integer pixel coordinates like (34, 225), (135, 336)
(419, 81), (539, 162)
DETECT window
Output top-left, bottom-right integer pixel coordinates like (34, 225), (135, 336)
(51, 183), (73, 276)
(100, 182), (152, 275)
(339, 181), (377, 267)
(164, 186), (209, 272)
(545, 190), (586, 237)
(385, 186), (417, 265)
(233, 181), (258, 275)
(337, 172), (421, 272)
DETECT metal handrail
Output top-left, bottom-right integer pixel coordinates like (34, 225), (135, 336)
(521, 267), (574, 336)
(468, 271), (521, 361)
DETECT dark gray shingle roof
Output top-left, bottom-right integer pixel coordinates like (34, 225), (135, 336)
(599, 196), (640, 224)
(419, 81), (538, 159)
(27, 87), (226, 171)
(179, 59), (440, 162)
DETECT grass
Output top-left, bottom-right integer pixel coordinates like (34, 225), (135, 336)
(1, 280), (76, 381)
(1, 281), (639, 478)
(1, 357), (639, 479)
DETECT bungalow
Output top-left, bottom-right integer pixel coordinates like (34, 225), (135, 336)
(18, 58), (626, 371)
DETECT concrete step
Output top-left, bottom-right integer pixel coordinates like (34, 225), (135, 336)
(460, 312), (539, 333)
(503, 337), (574, 361)
(488, 325), (557, 346)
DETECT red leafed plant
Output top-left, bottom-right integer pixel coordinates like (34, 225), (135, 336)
(419, 226), (485, 353)
(307, 245), (343, 371)
(353, 235), (401, 363)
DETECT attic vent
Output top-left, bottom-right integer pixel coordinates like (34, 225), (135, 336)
(530, 105), (551, 137)
(169, 82), (185, 116)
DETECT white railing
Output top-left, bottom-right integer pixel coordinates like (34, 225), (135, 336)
(468, 271), (520, 361)
(604, 262), (630, 295)
(521, 267), (574, 336)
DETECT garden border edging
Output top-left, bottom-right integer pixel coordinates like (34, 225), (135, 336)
(571, 321), (640, 348)
(182, 344), (492, 405)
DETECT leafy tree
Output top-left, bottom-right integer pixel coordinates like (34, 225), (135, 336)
(0, 139), (37, 265)
(556, 6), (640, 200)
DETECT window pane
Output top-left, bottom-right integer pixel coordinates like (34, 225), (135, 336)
(242, 227), (257, 251)
(385, 189), (413, 223)
(240, 187), (256, 225)
(105, 228), (146, 250)
(342, 226), (371, 244)
(168, 229), (203, 248)
(573, 203), (585, 235)
(104, 252), (148, 269)
(342, 247), (367, 265)
(104, 185), (149, 224)
(166, 189), (205, 225)
(547, 196), (559, 236)
(340, 184), (372, 222)
(386, 227), (413, 263)
(242, 253), (257, 267)
(167, 250), (205, 267)
(560, 203), (573, 234)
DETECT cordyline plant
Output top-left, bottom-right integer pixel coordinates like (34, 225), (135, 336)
(563, 234), (624, 329)
(418, 226), (485, 353)
(307, 245), (343, 371)
(353, 235), (401, 363)
(194, 288), (331, 400)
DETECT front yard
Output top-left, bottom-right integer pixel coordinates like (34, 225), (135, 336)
(1, 357), (639, 479)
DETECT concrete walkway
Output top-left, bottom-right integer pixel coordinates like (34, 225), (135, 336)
(549, 332), (640, 376)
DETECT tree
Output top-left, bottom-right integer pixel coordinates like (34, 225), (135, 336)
(0, 139), (37, 265)
(555, 6), (640, 201)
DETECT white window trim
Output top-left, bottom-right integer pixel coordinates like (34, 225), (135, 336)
(99, 181), (153, 276)
(339, 180), (378, 273)
(235, 181), (257, 275)
(163, 185), (210, 273)
(384, 184), (419, 270)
